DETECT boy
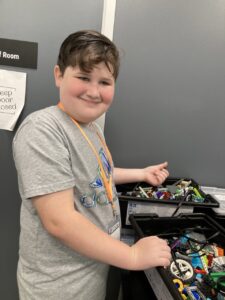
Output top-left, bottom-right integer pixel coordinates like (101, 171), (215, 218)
(13, 30), (171, 300)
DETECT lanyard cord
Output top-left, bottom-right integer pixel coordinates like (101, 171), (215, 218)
(57, 102), (116, 215)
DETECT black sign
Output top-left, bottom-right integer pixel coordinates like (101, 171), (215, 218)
(0, 38), (38, 69)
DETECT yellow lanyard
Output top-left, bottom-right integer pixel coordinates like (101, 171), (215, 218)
(57, 102), (116, 215)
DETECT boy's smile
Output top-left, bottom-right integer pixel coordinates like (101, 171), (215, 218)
(54, 62), (115, 123)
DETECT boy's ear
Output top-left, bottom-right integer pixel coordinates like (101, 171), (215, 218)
(54, 65), (63, 88)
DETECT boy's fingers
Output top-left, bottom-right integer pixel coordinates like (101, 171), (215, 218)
(160, 161), (168, 169)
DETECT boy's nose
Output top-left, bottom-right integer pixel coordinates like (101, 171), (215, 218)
(86, 83), (100, 98)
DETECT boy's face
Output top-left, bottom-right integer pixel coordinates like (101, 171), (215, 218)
(54, 62), (115, 123)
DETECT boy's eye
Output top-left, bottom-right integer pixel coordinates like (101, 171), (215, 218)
(100, 81), (111, 86)
(77, 76), (89, 81)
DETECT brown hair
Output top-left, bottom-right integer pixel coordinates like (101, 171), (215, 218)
(57, 30), (120, 79)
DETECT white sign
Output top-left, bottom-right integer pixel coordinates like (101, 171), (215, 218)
(0, 69), (26, 131)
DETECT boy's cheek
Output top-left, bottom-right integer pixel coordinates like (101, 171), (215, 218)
(105, 90), (115, 102)
(105, 96), (114, 105)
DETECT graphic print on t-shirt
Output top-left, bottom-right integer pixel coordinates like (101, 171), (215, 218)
(80, 148), (115, 208)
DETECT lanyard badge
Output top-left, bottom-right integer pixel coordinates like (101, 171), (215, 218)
(57, 102), (116, 216)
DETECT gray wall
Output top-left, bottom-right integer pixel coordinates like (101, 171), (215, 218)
(105, 0), (225, 188)
(0, 1), (103, 299)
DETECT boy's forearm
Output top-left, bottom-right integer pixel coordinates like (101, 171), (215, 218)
(33, 189), (171, 271)
(52, 209), (134, 270)
(47, 209), (171, 271)
(113, 167), (145, 185)
(33, 190), (134, 270)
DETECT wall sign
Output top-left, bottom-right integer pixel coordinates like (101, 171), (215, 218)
(0, 69), (26, 131)
(0, 38), (38, 69)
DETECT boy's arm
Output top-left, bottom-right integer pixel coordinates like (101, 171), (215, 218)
(32, 188), (171, 271)
(113, 161), (169, 186)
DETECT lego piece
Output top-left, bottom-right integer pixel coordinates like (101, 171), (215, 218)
(170, 258), (195, 283)
(184, 286), (207, 300)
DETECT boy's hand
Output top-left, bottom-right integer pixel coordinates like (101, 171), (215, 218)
(130, 236), (171, 270)
(143, 161), (169, 186)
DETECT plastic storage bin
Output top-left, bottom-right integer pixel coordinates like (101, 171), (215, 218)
(117, 177), (219, 228)
(194, 189), (225, 228)
(129, 213), (225, 300)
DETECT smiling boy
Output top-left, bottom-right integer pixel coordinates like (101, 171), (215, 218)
(13, 30), (171, 300)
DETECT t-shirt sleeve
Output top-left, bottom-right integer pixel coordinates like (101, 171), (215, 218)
(13, 115), (75, 199)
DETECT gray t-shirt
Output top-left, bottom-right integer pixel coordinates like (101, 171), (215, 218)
(13, 106), (121, 300)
